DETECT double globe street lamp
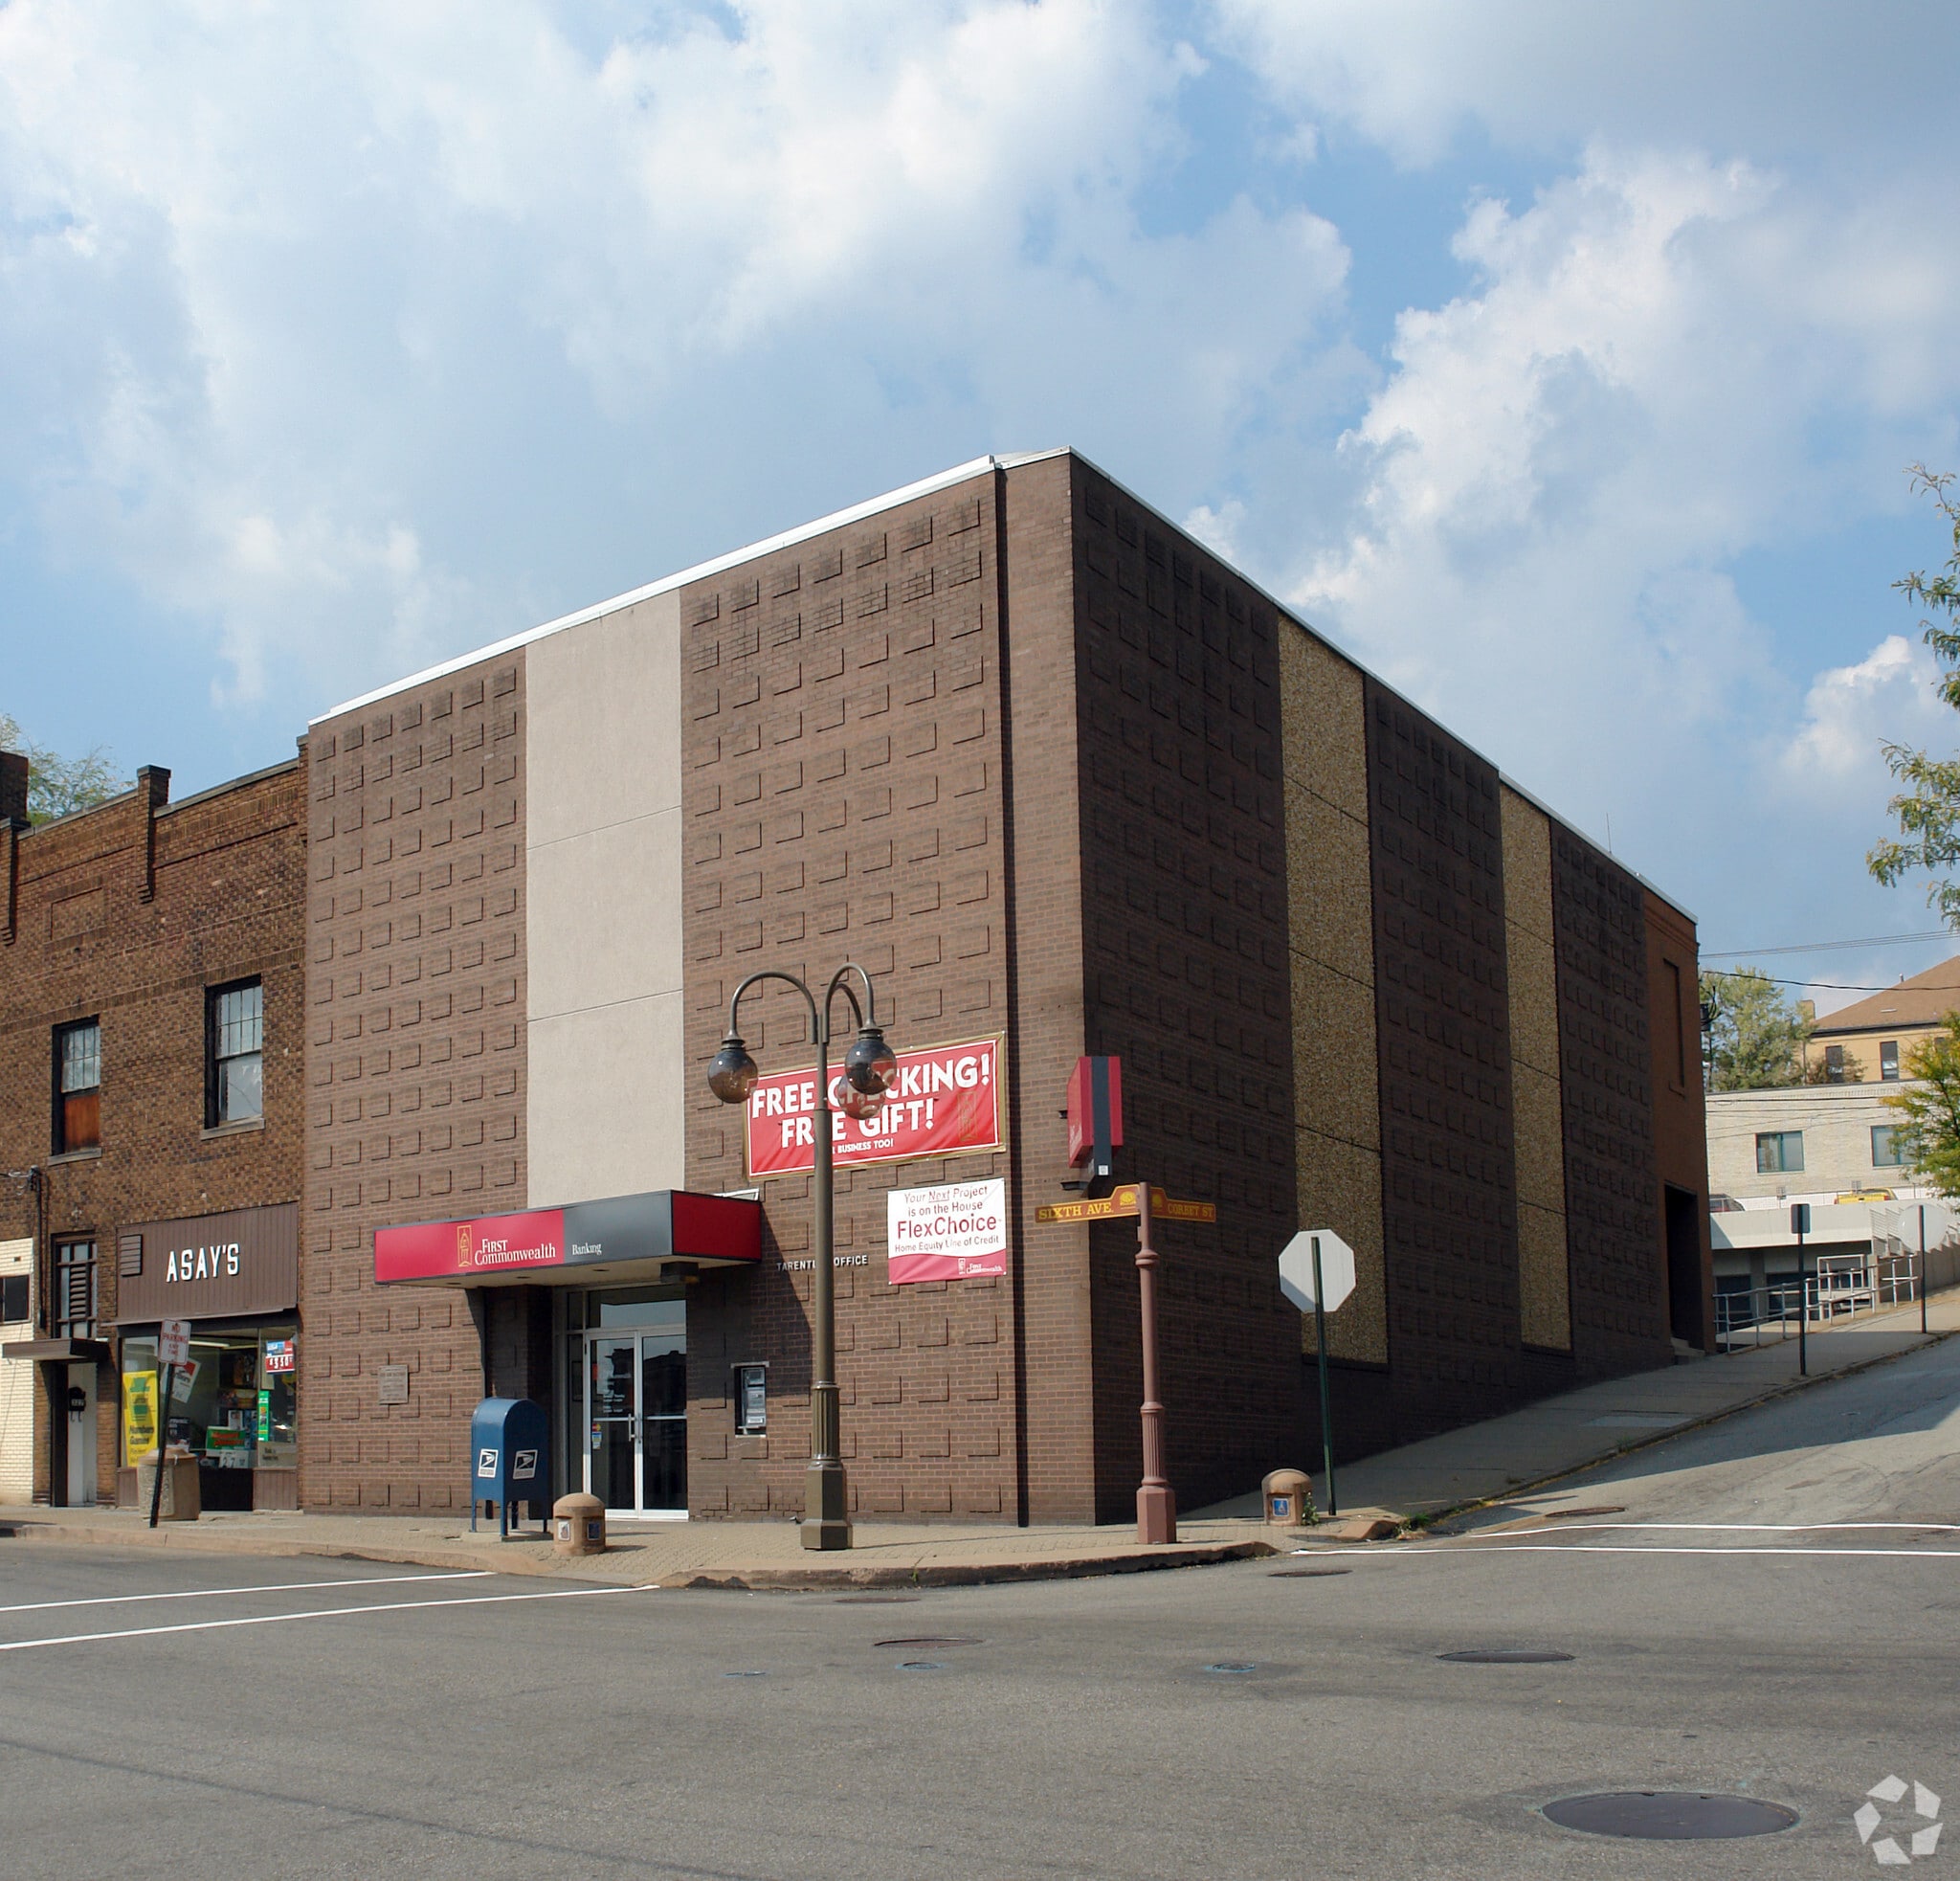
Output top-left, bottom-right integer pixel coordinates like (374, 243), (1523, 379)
(707, 964), (898, 1551)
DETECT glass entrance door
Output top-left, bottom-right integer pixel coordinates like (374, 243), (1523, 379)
(584, 1302), (686, 1518)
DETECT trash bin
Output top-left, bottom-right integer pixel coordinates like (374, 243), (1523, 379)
(553, 1491), (606, 1557)
(138, 1446), (201, 1522)
(1262, 1467), (1314, 1528)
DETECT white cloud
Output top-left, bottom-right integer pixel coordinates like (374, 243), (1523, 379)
(0, 0), (1347, 710)
(1781, 634), (1950, 799)
(1211, 0), (1960, 168)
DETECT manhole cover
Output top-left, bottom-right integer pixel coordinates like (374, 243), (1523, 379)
(873, 1636), (983, 1648)
(896, 1660), (946, 1671)
(1543, 1792), (1798, 1840)
(721, 1670), (767, 1678)
(1439, 1648), (1573, 1664)
(1204, 1662), (1258, 1675)
(835, 1595), (921, 1604)
(1269, 1567), (1352, 1579)
(1546, 1506), (1627, 1520)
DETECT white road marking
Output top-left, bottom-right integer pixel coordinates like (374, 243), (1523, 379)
(1493, 1521), (1960, 1534)
(0, 1583), (651, 1653)
(0, 1571), (493, 1617)
(1454, 1543), (1960, 1559)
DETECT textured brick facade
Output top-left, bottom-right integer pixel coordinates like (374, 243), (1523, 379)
(679, 475), (1020, 1520)
(1365, 683), (1526, 1440)
(1066, 462), (1300, 1518)
(0, 757), (305, 1502)
(301, 661), (527, 1510)
(1551, 828), (1672, 1379)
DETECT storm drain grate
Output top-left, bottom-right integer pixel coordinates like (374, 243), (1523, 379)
(1438, 1648), (1573, 1664)
(1543, 1792), (1798, 1840)
(873, 1636), (984, 1648)
(1545, 1506), (1627, 1520)
(1269, 1568), (1352, 1579)
(835, 1595), (921, 1604)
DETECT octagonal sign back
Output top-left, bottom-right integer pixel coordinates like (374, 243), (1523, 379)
(1279, 1229), (1356, 1314)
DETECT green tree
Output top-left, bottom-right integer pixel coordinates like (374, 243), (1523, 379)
(1869, 466), (1960, 920)
(1886, 1016), (1960, 1196)
(1700, 967), (1812, 1090)
(0, 713), (126, 825)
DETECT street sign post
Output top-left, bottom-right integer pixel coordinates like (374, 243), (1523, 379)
(149, 1318), (192, 1529)
(1278, 1231), (1354, 1518)
(1791, 1202), (1811, 1376)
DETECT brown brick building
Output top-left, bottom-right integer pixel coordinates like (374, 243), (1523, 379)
(304, 450), (1711, 1526)
(0, 750), (306, 1508)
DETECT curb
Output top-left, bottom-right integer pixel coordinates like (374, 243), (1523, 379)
(657, 1540), (1278, 1591)
(0, 1516), (1276, 1591)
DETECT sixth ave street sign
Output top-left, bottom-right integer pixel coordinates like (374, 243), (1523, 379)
(1278, 1230), (1356, 1313)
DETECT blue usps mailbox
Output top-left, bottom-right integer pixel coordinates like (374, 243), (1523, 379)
(469, 1397), (550, 1538)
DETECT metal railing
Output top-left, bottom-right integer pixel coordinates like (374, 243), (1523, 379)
(1714, 1251), (1922, 1350)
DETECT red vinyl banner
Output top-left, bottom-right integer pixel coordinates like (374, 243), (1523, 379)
(745, 1036), (1002, 1177)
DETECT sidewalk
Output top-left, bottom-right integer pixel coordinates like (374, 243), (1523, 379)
(0, 1499), (1279, 1590)
(1193, 1287), (1960, 1526)
(8, 1290), (1954, 1586)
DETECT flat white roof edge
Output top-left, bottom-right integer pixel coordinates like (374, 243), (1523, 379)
(313, 450), (1067, 725)
(311, 439), (1696, 926)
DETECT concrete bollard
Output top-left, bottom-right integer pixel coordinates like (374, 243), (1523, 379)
(552, 1491), (606, 1556)
(1261, 1467), (1315, 1528)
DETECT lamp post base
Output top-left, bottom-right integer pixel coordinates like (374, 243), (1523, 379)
(1137, 1482), (1177, 1546)
(802, 1458), (853, 1551)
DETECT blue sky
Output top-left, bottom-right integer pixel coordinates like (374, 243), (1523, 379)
(2, 0), (1958, 1010)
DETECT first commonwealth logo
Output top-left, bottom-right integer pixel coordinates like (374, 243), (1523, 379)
(1858, 1777), (1942, 1865)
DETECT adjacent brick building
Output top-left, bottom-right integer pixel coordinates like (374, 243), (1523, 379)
(309, 449), (1712, 1526)
(0, 750), (305, 1507)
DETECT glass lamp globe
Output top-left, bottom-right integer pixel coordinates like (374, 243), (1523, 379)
(833, 1077), (887, 1122)
(706, 1033), (760, 1104)
(842, 1023), (899, 1096)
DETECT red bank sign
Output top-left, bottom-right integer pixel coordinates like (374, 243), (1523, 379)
(746, 1036), (1003, 1178)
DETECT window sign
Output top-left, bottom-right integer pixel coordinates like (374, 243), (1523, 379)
(887, 1177), (1010, 1284)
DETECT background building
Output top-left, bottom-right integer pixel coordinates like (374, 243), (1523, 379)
(304, 450), (1711, 1524)
(1804, 955), (1960, 1083)
(0, 750), (305, 1506)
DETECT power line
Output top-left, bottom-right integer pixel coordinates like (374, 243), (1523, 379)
(1701, 929), (1953, 959)
(1702, 966), (1960, 994)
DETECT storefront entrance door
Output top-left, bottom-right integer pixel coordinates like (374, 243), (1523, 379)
(584, 1311), (686, 1518)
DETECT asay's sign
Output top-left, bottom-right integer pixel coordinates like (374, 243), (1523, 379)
(164, 1240), (242, 1285)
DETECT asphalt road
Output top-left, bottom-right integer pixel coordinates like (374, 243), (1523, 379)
(3, 1337), (1958, 1880)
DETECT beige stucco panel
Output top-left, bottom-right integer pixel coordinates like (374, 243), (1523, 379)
(1283, 783), (1376, 990)
(525, 812), (682, 1020)
(1291, 952), (1381, 1153)
(525, 589), (686, 1206)
(1518, 1199), (1572, 1350)
(1279, 623), (1370, 823)
(524, 593), (683, 850)
(1279, 619), (1387, 1367)
(1501, 787), (1571, 1351)
(1295, 1129), (1389, 1364)
(0, 1237), (33, 1504)
(528, 994), (688, 1203)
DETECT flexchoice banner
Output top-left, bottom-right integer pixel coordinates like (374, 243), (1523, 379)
(887, 1177), (1010, 1284)
(746, 1037), (1003, 1178)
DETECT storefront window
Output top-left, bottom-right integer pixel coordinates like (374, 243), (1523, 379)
(122, 1323), (298, 1489)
